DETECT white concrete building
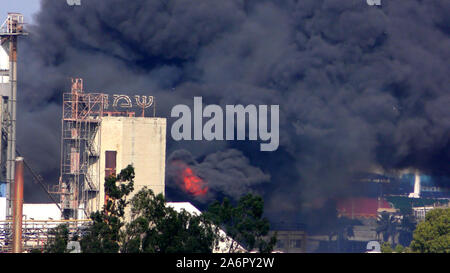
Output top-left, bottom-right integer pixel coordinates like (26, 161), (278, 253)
(0, 198), (61, 221)
(88, 116), (166, 220)
(413, 206), (435, 221)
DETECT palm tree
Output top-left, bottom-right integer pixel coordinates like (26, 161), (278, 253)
(376, 212), (399, 245)
(398, 214), (416, 246)
(328, 217), (360, 252)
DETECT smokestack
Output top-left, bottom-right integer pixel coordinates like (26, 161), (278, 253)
(0, 13), (27, 219)
(12, 157), (24, 253)
(408, 172), (421, 199)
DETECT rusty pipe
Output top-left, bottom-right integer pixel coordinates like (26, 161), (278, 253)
(12, 157), (24, 253)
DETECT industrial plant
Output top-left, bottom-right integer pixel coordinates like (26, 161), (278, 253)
(0, 13), (169, 252)
(0, 12), (240, 253)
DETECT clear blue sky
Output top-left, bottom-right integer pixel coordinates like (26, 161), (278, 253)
(0, 0), (41, 24)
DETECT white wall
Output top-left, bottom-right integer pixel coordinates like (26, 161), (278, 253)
(0, 46), (9, 98)
(23, 203), (61, 220)
(0, 46), (9, 71)
(1, 198), (62, 221)
(91, 116), (166, 220)
(0, 197), (5, 221)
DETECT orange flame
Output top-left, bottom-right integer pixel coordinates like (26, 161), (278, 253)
(182, 166), (208, 196)
(171, 160), (208, 196)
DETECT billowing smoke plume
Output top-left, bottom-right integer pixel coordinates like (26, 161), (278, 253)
(16, 0), (450, 227)
(167, 149), (270, 201)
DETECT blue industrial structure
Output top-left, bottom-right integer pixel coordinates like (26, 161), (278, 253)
(0, 182), (6, 197)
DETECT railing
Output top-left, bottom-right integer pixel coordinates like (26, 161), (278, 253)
(0, 219), (92, 253)
(0, 13), (25, 35)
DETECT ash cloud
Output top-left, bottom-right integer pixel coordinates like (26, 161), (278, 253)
(15, 0), (450, 226)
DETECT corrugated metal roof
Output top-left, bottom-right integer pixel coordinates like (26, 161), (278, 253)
(337, 197), (391, 218)
(166, 201), (246, 253)
(166, 202), (202, 215)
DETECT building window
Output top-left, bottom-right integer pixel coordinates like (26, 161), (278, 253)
(290, 239), (302, 249)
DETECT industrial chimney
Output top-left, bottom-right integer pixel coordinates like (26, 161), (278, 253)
(408, 172), (421, 198)
(12, 157), (24, 253)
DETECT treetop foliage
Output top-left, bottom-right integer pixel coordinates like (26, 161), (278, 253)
(45, 165), (276, 253)
(410, 208), (450, 253)
(205, 194), (276, 253)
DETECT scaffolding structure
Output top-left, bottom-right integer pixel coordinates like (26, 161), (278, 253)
(53, 78), (151, 220)
(55, 78), (105, 220)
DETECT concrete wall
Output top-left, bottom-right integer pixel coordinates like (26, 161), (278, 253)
(1, 199), (61, 221)
(0, 46), (9, 89)
(23, 203), (61, 220)
(90, 116), (166, 220)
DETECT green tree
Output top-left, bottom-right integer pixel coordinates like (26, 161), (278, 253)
(410, 208), (450, 253)
(380, 242), (393, 253)
(394, 244), (405, 253)
(80, 165), (135, 253)
(381, 242), (407, 253)
(121, 188), (219, 253)
(46, 166), (276, 253)
(205, 194), (277, 253)
(44, 224), (70, 253)
(327, 217), (360, 252)
(376, 212), (399, 245)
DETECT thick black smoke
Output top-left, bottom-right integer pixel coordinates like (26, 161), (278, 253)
(16, 0), (450, 228)
(167, 149), (270, 201)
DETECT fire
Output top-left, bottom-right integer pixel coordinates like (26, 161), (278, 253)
(182, 166), (208, 196)
(171, 161), (208, 196)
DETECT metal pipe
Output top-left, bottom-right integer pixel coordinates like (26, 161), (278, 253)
(6, 35), (17, 219)
(15, 149), (62, 212)
(1, 13), (27, 221)
(12, 157), (24, 253)
(1, 219), (93, 224)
